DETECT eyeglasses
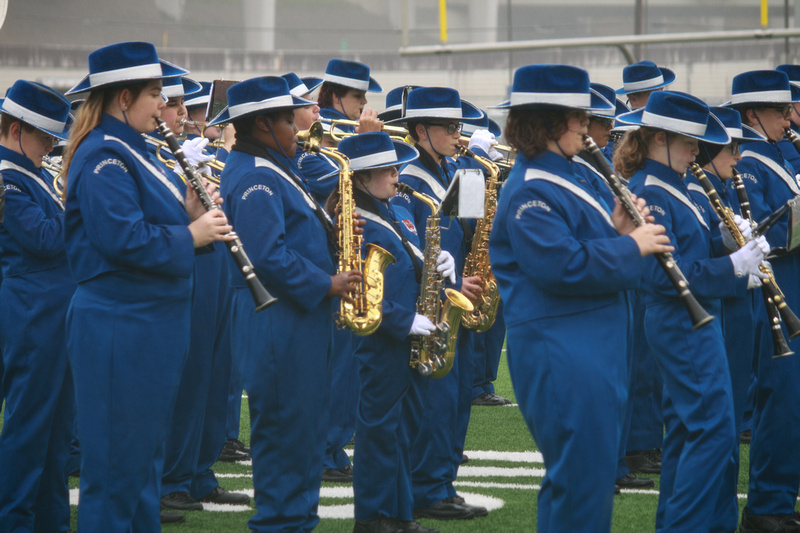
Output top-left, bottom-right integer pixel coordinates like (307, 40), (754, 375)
(428, 122), (462, 135)
(764, 105), (793, 118)
(726, 142), (741, 155)
(591, 117), (614, 129)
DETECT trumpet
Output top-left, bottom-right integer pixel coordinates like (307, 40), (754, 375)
(43, 156), (65, 198)
(180, 119), (228, 150)
(319, 117), (410, 143)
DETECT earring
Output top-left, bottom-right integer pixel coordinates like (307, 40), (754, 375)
(122, 105), (127, 111)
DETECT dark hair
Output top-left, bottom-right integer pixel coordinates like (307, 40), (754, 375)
(406, 121), (422, 142)
(318, 82), (352, 111)
(232, 109), (292, 137)
(504, 107), (583, 159)
(0, 112), (37, 137)
(695, 141), (725, 168)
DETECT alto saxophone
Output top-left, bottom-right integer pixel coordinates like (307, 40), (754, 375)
(299, 122), (396, 335)
(458, 146), (501, 332)
(397, 183), (474, 378)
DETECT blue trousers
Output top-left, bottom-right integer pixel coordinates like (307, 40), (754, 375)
(647, 301), (737, 533)
(68, 281), (190, 533)
(324, 326), (358, 470)
(0, 273), (74, 533)
(353, 335), (425, 521)
(411, 329), (473, 508)
(231, 289), (332, 532)
(508, 306), (627, 533)
(470, 304), (505, 399)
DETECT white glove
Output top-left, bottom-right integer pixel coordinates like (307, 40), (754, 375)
(467, 129), (496, 155)
(730, 240), (766, 279)
(753, 235), (770, 256)
(487, 147), (504, 161)
(410, 314), (436, 337)
(747, 274), (764, 289)
(735, 215), (752, 240)
(720, 214), (752, 251)
(182, 137), (214, 168)
(436, 250), (456, 284)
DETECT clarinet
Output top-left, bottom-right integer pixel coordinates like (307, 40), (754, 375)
(691, 164), (793, 357)
(732, 168), (800, 342)
(156, 119), (277, 313)
(582, 135), (713, 330)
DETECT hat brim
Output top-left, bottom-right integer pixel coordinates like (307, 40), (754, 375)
(462, 117), (502, 137)
(300, 76), (324, 96)
(489, 89), (614, 113)
(385, 99), (485, 125)
(723, 85), (800, 108)
(66, 59), (189, 95)
(207, 95), (316, 126)
(617, 108), (730, 144)
(163, 77), (203, 100)
(320, 139), (419, 180)
(615, 67), (676, 95)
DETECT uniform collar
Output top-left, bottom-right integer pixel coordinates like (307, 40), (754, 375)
(642, 157), (685, 185)
(0, 143), (42, 174)
(100, 113), (149, 151)
(529, 149), (576, 178)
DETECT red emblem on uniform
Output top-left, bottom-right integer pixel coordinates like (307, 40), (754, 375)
(402, 219), (417, 234)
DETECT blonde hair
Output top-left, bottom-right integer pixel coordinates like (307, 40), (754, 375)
(61, 82), (147, 200)
(612, 127), (659, 180)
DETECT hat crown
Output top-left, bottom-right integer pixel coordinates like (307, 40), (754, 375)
(1, 80), (71, 136)
(325, 59), (370, 83)
(338, 131), (395, 161)
(512, 64), (590, 96)
(622, 60), (661, 83)
(732, 70), (791, 98)
(644, 91), (709, 126)
(406, 87), (462, 112)
(777, 64), (800, 83)
(708, 105), (742, 131)
(88, 41), (161, 76)
(229, 76), (291, 107)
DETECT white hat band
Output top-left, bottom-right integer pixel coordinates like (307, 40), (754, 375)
(228, 94), (295, 119)
(185, 95), (210, 107)
(725, 126), (744, 139)
(642, 110), (706, 136)
(510, 91), (591, 108)
(383, 104), (401, 113)
(349, 149), (397, 169)
(2, 98), (66, 133)
(405, 106), (462, 119)
(88, 63), (163, 87)
(324, 73), (370, 92)
(288, 83), (311, 97)
(624, 74), (665, 93)
(162, 84), (187, 98)
(730, 89), (792, 105)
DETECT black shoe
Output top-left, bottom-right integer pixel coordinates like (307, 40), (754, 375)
(353, 517), (404, 533)
(199, 486), (250, 505)
(217, 440), (250, 463)
(322, 464), (354, 483)
(624, 449), (661, 474)
(414, 499), (475, 521)
(445, 495), (488, 517)
(161, 491), (203, 511)
(471, 392), (512, 406)
(460, 454), (469, 465)
(740, 506), (800, 533)
(741, 429), (752, 445)
(399, 520), (439, 533)
(160, 511), (186, 524)
(615, 473), (655, 490)
(227, 438), (251, 454)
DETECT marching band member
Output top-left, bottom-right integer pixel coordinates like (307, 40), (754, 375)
(388, 86), (487, 521)
(318, 58), (383, 146)
(159, 74), (251, 512)
(616, 60), (676, 111)
(615, 90), (766, 532)
(727, 69), (800, 533)
(61, 41), (233, 530)
(0, 80), (74, 533)
(282, 71), (357, 483)
(328, 131), (442, 533)
(212, 75), (360, 531)
(488, 63), (670, 533)
(775, 64), (800, 172)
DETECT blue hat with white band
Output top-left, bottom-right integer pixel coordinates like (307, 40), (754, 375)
(616, 91), (730, 144)
(377, 85), (420, 121)
(184, 81), (212, 109)
(461, 114), (502, 137)
(1, 80), (73, 140)
(323, 59), (382, 93)
(708, 106), (765, 142)
(589, 83), (618, 118)
(616, 60), (676, 96)
(321, 131), (418, 180)
(161, 76), (202, 100)
(66, 41), (188, 95)
(491, 64), (614, 113)
(776, 65), (800, 88)
(725, 70), (800, 107)
(281, 73), (323, 98)
(387, 86), (484, 125)
(207, 76), (316, 126)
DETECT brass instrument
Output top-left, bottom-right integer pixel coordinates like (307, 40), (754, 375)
(43, 156), (64, 198)
(181, 119), (228, 150)
(691, 163), (798, 358)
(459, 136), (516, 170)
(298, 121), (396, 336)
(319, 117), (410, 143)
(397, 182), (474, 378)
(154, 137), (225, 184)
(457, 146), (501, 332)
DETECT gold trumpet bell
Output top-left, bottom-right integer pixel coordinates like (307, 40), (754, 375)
(429, 288), (474, 379)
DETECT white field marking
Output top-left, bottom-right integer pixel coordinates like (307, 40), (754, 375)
(455, 481), (541, 490)
(321, 486), (354, 498)
(320, 503), (355, 519)
(457, 465), (546, 477)
(216, 473), (252, 478)
(466, 450), (543, 463)
(505, 403), (519, 407)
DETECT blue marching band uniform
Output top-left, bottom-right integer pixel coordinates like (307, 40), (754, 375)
(7, 37), (800, 533)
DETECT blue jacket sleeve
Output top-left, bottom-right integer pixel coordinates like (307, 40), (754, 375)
(2, 185), (65, 258)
